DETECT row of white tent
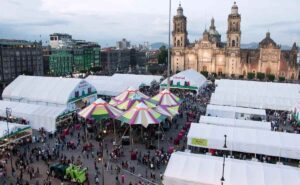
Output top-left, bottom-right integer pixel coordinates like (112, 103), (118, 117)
(163, 152), (300, 185)
(211, 79), (300, 111)
(199, 116), (271, 130)
(206, 104), (267, 120)
(0, 121), (31, 139)
(85, 74), (163, 96)
(187, 123), (300, 160)
(0, 100), (65, 133)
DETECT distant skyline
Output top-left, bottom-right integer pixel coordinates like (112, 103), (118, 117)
(0, 0), (299, 47)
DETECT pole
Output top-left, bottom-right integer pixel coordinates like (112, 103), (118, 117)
(167, 0), (171, 90)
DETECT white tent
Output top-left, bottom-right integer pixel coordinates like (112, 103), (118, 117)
(160, 69), (207, 92)
(211, 79), (300, 111)
(2, 75), (97, 111)
(0, 121), (31, 139)
(0, 100), (66, 133)
(206, 104), (266, 120)
(199, 116), (271, 130)
(187, 123), (300, 160)
(163, 152), (300, 185)
(86, 74), (163, 96)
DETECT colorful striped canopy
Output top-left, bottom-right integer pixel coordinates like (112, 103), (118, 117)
(109, 87), (150, 106)
(116, 94), (156, 111)
(151, 89), (181, 106)
(118, 102), (166, 128)
(78, 98), (123, 120)
(155, 105), (179, 118)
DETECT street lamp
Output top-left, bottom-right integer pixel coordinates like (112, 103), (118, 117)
(167, 0), (171, 90)
(223, 134), (227, 148)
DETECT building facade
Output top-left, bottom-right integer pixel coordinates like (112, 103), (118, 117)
(49, 43), (101, 76)
(0, 39), (43, 88)
(171, 3), (299, 80)
(116, 38), (131, 50)
(50, 33), (73, 49)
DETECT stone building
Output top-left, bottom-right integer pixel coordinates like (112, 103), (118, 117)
(171, 2), (299, 80)
(0, 39), (43, 88)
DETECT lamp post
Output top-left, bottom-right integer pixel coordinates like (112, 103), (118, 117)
(221, 134), (227, 185)
(167, 0), (171, 90)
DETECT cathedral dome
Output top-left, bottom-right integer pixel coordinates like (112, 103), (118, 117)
(231, 2), (239, 14)
(259, 32), (277, 48)
(177, 3), (184, 16)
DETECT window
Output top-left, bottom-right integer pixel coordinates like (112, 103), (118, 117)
(266, 68), (271, 75)
(75, 91), (79, 97)
(232, 40), (236, 47)
(177, 40), (180, 47)
(88, 88), (91, 94)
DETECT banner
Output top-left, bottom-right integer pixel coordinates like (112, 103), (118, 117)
(191, 138), (208, 147)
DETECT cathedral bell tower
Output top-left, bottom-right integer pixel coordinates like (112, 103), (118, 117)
(227, 2), (241, 49)
(173, 3), (188, 48)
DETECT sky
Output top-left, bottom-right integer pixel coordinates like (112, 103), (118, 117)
(0, 0), (299, 47)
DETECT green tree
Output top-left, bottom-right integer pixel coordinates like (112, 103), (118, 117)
(279, 76), (285, 82)
(157, 46), (168, 65)
(247, 72), (255, 80)
(267, 74), (275, 81)
(201, 71), (209, 77)
(256, 72), (265, 81)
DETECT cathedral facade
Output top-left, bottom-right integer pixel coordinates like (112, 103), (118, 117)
(171, 2), (299, 80)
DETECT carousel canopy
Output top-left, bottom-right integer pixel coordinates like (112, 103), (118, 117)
(116, 94), (156, 111)
(151, 89), (181, 106)
(78, 98), (123, 120)
(109, 87), (150, 106)
(117, 102), (166, 128)
(154, 105), (179, 118)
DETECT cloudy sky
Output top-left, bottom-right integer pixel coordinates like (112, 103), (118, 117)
(0, 0), (299, 46)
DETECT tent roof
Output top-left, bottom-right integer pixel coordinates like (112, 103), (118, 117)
(86, 74), (163, 96)
(211, 79), (300, 111)
(0, 121), (31, 139)
(199, 116), (271, 130)
(2, 75), (88, 105)
(164, 152), (300, 185)
(187, 123), (300, 160)
(161, 69), (207, 90)
(207, 104), (266, 116)
(0, 100), (66, 133)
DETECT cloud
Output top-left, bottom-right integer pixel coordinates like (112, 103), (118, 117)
(0, 0), (299, 46)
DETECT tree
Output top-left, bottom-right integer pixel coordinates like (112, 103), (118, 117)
(157, 46), (168, 65)
(201, 71), (208, 77)
(267, 74), (275, 81)
(247, 72), (255, 80)
(256, 72), (265, 81)
(279, 76), (285, 82)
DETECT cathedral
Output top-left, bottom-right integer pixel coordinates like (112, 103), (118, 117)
(171, 2), (299, 80)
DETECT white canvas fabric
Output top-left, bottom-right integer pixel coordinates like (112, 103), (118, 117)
(187, 123), (300, 160)
(206, 104), (266, 119)
(2, 75), (91, 106)
(199, 116), (271, 130)
(86, 74), (163, 96)
(163, 152), (300, 185)
(211, 79), (300, 111)
(0, 100), (65, 133)
(0, 121), (30, 138)
(160, 69), (207, 91)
